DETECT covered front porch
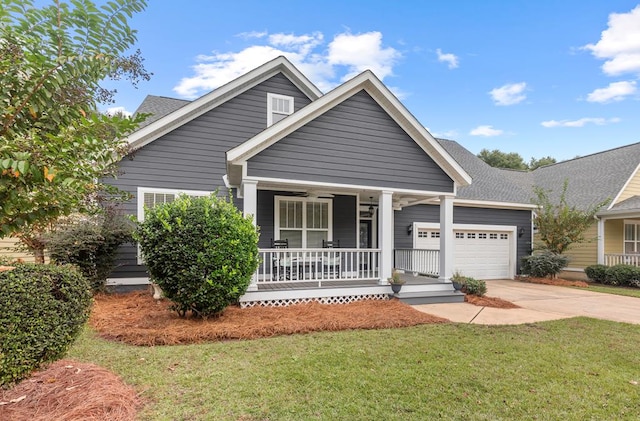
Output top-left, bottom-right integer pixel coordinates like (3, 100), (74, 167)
(598, 207), (640, 267)
(237, 179), (460, 307)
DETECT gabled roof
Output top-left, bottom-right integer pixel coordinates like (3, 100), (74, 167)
(126, 56), (322, 150)
(227, 70), (472, 188)
(531, 142), (640, 210)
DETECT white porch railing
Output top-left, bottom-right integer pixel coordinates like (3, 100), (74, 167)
(605, 254), (640, 266)
(257, 248), (381, 287)
(394, 248), (439, 277)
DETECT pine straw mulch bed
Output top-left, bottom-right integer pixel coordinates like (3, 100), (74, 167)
(0, 359), (140, 421)
(465, 294), (520, 309)
(89, 291), (451, 347)
(521, 276), (589, 288)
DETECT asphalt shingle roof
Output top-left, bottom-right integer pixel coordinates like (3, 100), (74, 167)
(133, 95), (190, 129)
(131, 95), (639, 210)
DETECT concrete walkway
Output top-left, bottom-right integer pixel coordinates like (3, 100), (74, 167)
(413, 280), (640, 325)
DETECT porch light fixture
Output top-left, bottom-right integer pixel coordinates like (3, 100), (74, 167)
(518, 227), (525, 237)
(407, 224), (413, 235)
(368, 197), (374, 217)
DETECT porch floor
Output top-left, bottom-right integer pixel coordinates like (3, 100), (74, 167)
(256, 273), (440, 291)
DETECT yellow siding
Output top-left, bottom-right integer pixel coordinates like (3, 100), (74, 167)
(604, 219), (624, 255)
(0, 237), (38, 263)
(615, 167), (640, 204)
(563, 223), (598, 269)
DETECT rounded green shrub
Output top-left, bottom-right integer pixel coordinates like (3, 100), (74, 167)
(604, 264), (640, 286)
(461, 277), (487, 296)
(584, 264), (608, 283)
(46, 207), (134, 293)
(134, 194), (259, 318)
(0, 264), (92, 387)
(521, 252), (569, 278)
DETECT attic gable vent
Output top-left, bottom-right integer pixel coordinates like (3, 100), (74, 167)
(267, 93), (294, 126)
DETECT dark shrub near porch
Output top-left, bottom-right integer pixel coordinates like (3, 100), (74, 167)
(521, 252), (569, 278)
(134, 194), (259, 317)
(0, 264), (92, 387)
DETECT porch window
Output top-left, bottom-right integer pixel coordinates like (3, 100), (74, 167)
(275, 197), (331, 248)
(624, 223), (640, 254)
(267, 93), (294, 126)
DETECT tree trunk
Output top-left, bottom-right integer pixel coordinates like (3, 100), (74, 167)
(33, 247), (45, 264)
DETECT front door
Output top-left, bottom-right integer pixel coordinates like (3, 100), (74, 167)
(360, 220), (372, 248)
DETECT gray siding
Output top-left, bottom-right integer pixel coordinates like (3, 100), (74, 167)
(256, 192), (356, 248)
(394, 204), (532, 273)
(109, 74), (313, 278)
(247, 90), (454, 192)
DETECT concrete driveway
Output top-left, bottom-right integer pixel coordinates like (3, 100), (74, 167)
(414, 280), (640, 325)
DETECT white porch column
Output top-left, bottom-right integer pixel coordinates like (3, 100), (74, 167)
(242, 179), (259, 291)
(378, 190), (394, 284)
(242, 179), (258, 226)
(439, 195), (454, 282)
(597, 217), (605, 265)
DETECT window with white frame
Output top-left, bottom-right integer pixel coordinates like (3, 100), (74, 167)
(275, 197), (331, 248)
(136, 187), (211, 263)
(624, 221), (640, 254)
(267, 93), (294, 126)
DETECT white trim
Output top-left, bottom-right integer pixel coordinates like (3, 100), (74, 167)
(227, 70), (471, 187)
(127, 57), (321, 150)
(106, 277), (150, 286)
(610, 162), (640, 209)
(239, 176), (455, 199)
(267, 93), (294, 126)
(451, 198), (537, 210)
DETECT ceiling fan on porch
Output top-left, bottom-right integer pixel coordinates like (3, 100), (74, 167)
(292, 190), (335, 199)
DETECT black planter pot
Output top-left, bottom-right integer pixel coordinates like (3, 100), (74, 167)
(390, 283), (403, 294)
(452, 281), (464, 291)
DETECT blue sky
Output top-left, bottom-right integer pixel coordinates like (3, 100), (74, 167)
(104, 0), (640, 163)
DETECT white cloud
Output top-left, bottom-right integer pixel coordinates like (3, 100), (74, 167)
(436, 48), (459, 69)
(327, 32), (401, 82)
(173, 31), (401, 99)
(105, 106), (132, 117)
(586, 80), (637, 103)
(583, 5), (640, 76)
(540, 117), (621, 128)
(469, 125), (503, 137)
(489, 82), (527, 106)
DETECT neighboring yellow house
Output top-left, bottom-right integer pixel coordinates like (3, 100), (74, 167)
(0, 237), (41, 263)
(529, 142), (640, 280)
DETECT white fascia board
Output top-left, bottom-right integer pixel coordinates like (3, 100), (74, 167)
(452, 199), (537, 210)
(227, 71), (472, 188)
(127, 57), (321, 151)
(609, 162), (640, 210)
(597, 208), (640, 218)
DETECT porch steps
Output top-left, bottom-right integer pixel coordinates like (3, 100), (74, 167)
(396, 290), (465, 305)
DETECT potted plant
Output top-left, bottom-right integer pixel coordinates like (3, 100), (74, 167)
(451, 271), (466, 292)
(388, 270), (405, 294)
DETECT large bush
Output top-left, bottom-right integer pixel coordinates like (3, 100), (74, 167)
(604, 264), (640, 286)
(46, 208), (134, 293)
(521, 252), (569, 278)
(0, 264), (92, 387)
(584, 264), (608, 283)
(135, 194), (259, 317)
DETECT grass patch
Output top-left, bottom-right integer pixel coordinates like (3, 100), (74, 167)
(68, 318), (640, 420)
(585, 284), (640, 299)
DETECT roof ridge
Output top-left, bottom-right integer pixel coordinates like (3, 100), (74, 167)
(534, 140), (640, 170)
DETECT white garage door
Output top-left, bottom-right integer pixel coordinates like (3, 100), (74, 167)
(416, 228), (512, 279)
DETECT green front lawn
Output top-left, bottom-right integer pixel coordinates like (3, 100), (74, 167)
(69, 318), (640, 420)
(586, 284), (640, 299)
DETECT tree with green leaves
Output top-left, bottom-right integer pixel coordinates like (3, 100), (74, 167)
(477, 149), (528, 170)
(0, 0), (150, 246)
(529, 156), (557, 170)
(532, 180), (609, 255)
